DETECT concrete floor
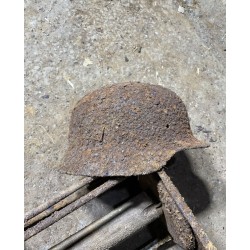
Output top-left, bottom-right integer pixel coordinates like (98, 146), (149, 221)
(24, 0), (225, 249)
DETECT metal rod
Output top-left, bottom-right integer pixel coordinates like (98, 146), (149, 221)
(157, 180), (196, 249)
(24, 177), (93, 222)
(49, 200), (134, 250)
(25, 185), (88, 228)
(24, 178), (123, 241)
(158, 169), (217, 250)
(140, 235), (173, 250)
(49, 193), (163, 250)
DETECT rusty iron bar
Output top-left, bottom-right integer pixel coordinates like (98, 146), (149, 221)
(24, 177), (93, 223)
(157, 180), (196, 249)
(49, 200), (134, 250)
(158, 169), (217, 250)
(25, 185), (89, 228)
(24, 178), (123, 241)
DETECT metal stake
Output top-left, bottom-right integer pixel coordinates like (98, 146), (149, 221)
(25, 178), (123, 240)
(24, 177), (93, 222)
(158, 169), (217, 250)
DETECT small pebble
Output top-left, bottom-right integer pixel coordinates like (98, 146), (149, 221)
(41, 94), (50, 99)
(83, 58), (93, 67)
(178, 5), (185, 13)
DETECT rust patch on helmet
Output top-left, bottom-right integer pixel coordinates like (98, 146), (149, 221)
(60, 82), (208, 176)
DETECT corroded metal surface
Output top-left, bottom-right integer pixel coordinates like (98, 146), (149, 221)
(24, 178), (123, 240)
(61, 82), (208, 176)
(25, 183), (89, 229)
(24, 177), (93, 224)
(158, 169), (217, 250)
(157, 181), (196, 250)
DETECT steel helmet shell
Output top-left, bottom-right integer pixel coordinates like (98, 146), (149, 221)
(60, 82), (208, 176)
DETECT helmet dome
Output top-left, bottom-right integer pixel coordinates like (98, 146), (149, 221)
(61, 82), (208, 176)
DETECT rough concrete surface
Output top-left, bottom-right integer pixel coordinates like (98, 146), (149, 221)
(24, 0), (225, 249)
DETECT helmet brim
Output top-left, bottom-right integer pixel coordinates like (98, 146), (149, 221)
(59, 134), (208, 177)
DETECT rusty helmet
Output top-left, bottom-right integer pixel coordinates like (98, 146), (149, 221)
(60, 82), (208, 176)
